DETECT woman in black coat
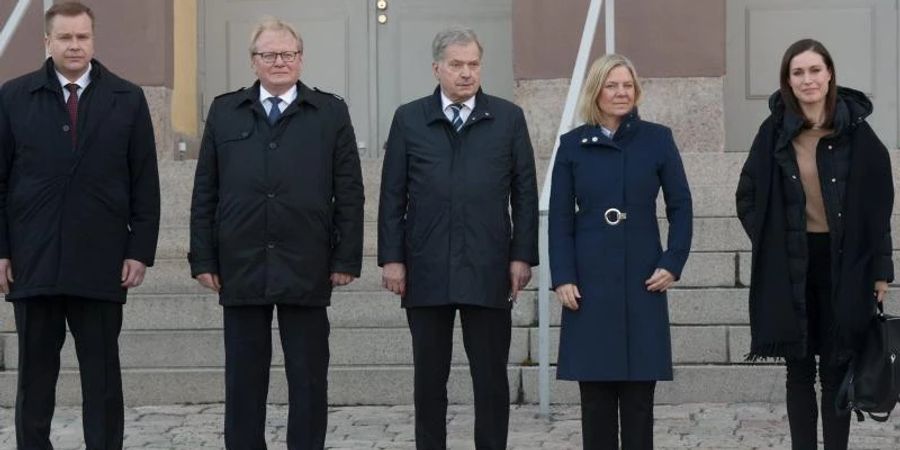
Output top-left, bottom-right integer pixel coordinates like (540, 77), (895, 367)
(736, 39), (894, 450)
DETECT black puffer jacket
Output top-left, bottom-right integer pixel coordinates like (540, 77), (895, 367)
(736, 86), (894, 359)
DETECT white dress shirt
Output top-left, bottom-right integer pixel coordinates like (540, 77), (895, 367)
(440, 91), (476, 125)
(259, 84), (298, 115)
(56, 63), (92, 102)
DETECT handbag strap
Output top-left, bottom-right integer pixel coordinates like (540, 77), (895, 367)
(834, 362), (855, 416)
(867, 411), (892, 422)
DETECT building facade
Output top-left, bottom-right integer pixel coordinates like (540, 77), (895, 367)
(0, 0), (897, 405)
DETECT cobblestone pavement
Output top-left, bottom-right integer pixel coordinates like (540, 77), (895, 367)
(0, 403), (899, 449)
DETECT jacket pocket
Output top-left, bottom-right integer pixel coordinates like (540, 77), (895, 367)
(215, 126), (255, 148)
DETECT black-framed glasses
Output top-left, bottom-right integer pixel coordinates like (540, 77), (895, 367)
(252, 51), (301, 64)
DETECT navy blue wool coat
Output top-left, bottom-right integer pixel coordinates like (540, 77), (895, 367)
(549, 112), (692, 381)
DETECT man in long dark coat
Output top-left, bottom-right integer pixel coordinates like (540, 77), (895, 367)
(0, 2), (161, 448)
(189, 17), (364, 450)
(378, 27), (539, 450)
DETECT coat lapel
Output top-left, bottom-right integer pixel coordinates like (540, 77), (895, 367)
(74, 62), (115, 158)
(77, 85), (114, 157)
(466, 90), (494, 129)
(425, 87), (449, 127)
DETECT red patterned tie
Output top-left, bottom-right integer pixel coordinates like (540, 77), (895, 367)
(65, 83), (78, 148)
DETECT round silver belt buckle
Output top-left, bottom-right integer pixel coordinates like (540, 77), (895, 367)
(604, 208), (626, 225)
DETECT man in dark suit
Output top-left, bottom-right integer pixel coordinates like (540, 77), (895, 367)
(378, 27), (539, 450)
(0, 2), (161, 448)
(189, 17), (364, 450)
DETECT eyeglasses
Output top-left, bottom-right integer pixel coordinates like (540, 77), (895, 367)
(252, 51), (301, 64)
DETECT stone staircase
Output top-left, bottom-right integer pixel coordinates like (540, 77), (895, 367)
(1, 149), (899, 407)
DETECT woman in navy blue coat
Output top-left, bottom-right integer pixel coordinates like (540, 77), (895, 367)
(549, 54), (693, 450)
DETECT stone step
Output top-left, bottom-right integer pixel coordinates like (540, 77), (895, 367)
(1, 322), (760, 371)
(738, 251), (900, 287)
(158, 160), (384, 225)
(3, 283), (895, 334)
(154, 223), (380, 260)
(530, 325), (749, 365)
(165, 213), (885, 264)
(363, 150), (900, 190)
(0, 366), (520, 407)
(161, 152), (900, 227)
(0, 364), (789, 407)
(542, 286), (900, 326)
(158, 160), (197, 228)
(1, 327), (532, 370)
(520, 365), (787, 404)
(136, 249), (744, 298)
(156, 215), (750, 263)
(0, 291), (539, 332)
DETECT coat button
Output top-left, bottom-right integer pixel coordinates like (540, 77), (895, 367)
(591, 136), (599, 142)
(831, 178), (836, 183)
(267, 193), (276, 199)
(267, 243), (276, 249)
(269, 142), (277, 149)
(791, 175), (797, 180)
(62, 124), (70, 132)
(581, 138), (588, 144)
(828, 145), (833, 150)
(838, 212), (842, 218)
(242, 131), (249, 138)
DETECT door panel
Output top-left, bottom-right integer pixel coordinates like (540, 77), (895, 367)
(375, 0), (514, 155)
(725, 0), (898, 151)
(201, 0), (371, 153)
(201, 0), (515, 158)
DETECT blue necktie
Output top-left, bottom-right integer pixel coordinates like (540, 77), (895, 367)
(449, 103), (464, 132)
(267, 97), (282, 125)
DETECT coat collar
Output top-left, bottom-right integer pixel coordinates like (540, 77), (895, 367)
(769, 86), (873, 151)
(578, 109), (640, 148)
(234, 81), (322, 110)
(425, 86), (494, 128)
(30, 57), (108, 94)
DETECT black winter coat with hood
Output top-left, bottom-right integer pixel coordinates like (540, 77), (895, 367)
(736, 86), (893, 361)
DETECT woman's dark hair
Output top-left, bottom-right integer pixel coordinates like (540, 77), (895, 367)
(779, 38), (837, 129)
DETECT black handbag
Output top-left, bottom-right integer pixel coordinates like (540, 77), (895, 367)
(835, 303), (900, 422)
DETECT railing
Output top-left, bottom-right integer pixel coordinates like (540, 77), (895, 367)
(537, 0), (614, 416)
(0, 0), (53, 61)
(0, 0), (32, 59)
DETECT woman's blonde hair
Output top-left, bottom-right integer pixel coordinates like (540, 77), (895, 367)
(578, 54), (642, 126)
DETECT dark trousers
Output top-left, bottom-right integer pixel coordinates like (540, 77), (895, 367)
(14, 296), (124, 450)
(223, 304), (330, 450)
(406, 305), (512, 450)
(578, 381), (656, 450)
(785, 233), (850, 450)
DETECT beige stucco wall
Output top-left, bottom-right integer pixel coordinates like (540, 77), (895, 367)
(172, 0), (197, 136)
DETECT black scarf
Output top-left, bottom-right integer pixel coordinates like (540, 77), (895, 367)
(746, 117), (807, 360)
